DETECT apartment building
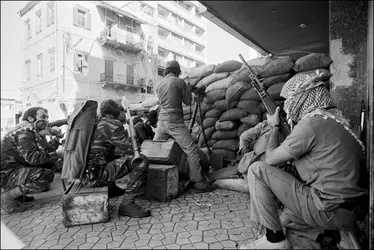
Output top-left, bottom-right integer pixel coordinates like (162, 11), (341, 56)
(1, 99), (22, 139)
(122, 1), (207, 81)
(19, 1), (159, 120)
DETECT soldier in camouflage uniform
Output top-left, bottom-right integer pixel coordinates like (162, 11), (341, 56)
(1, 107), (63, 213)
(83, 99), (151, 218)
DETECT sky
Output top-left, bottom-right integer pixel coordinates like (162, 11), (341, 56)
(0, 1), (257, 100)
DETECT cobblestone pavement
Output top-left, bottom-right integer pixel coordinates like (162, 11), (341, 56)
(1, 174), (257, 249)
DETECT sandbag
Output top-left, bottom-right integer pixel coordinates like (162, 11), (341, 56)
(226, 81), (251, 104)
(186, 77), (202, 86)
(257, 56), (295, 78)
(183, 114), (192, 121)
(267, 82), (286, 100)
(183, 106), (193, 115)
(215, 120), (237, 131)
(214, 60), (242, 73)
(198, 127), (216, 147)
(206, 75), (235, 93)
(237, 124), (252, 138)
(201, 139), (217, 148)
(240, 114), (261, 126)
(205, 89), (226, 104)
(203, 117), (219, 129)
(261, 73), (293, 89)
(281, 69), (331, 99)
(196, 72), (229, 88)
(240, 88), (261, 101)
(213, 179), (249, 193)
(236, 100), (261, 114)
(212, 139), (239, 151)
(258, 100), (284, 114)
(293, 53), (332, 72)
(211, 149), (236, 160)
(220, 108), (248, 122)
(205, 109), (223, 119)
(212, 100), (238, 111)
(188, 64), (216, 79)
(230, 66), (262, 84)
(141, 96), (159, 109)
(212, 129), (239, 140)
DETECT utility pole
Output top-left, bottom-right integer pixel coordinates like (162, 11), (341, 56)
(87, 37), (101, 100)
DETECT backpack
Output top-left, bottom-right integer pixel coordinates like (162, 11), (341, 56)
(61, 100), (98, 181)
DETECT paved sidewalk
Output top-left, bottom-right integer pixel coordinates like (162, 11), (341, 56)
(1, 174), (257, 249)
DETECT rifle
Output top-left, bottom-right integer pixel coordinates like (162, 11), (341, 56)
(49, 118), (69, 127)
(238, 54), (291, 137)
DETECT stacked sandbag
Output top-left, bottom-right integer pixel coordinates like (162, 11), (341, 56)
(183, 64), (216, 86)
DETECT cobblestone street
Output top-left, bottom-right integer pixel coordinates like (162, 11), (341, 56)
(1, 174), (257, 249)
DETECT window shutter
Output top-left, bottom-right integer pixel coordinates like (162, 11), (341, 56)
(86, 12), (91, 30)
(73, 7), (78, 26)
(73, 53), (78, 71)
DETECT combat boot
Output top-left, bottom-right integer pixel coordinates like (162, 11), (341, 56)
(1, 187), (29, 213)
(118, 194), (151, 218)
(192, 180), (216, 193)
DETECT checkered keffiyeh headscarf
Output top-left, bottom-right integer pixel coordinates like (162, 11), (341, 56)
(281, 71), (365, 152)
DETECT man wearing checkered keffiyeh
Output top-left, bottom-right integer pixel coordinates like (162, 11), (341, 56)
(240, 71), (368, 249)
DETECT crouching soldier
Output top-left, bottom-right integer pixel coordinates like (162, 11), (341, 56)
(83, 99), (151, 218)
(1, 107), (63, 213)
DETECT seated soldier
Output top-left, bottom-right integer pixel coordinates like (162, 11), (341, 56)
(240, 78), (368, 249)
(133, 110), (158, 145)
(83, 99), (151, 218)
(1, 107), (63, 213)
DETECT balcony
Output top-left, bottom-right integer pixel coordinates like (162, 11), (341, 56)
(99, 30), (144, 53)
(100, 73), (143, 91)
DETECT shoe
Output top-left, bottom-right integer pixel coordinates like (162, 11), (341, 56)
(239, 234), (292, 249)
(191, 181), (216, 193)
(118, 202), (151, 218)
(1, 187), (28, 214)
(15, 195), (35, 202)
(108, 183), (126, 198)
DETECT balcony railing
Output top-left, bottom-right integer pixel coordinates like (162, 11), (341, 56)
(100, 73), (142, 88)
(100, 30), (144, 53)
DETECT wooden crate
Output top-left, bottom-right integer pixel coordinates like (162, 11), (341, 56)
(145, 164), (179, 202)
(62, 184), (109, 227)
(141, 140), (183, 165)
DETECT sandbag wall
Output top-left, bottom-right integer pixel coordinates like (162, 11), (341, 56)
(183, 53), (332, 162)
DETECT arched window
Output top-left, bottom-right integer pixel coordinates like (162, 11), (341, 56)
(147, 36), (153, 54)
(140, 33), (145, 50)
(147, 80), (153, 94)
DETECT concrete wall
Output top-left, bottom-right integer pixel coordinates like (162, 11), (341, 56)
(329, 0), (369, 132)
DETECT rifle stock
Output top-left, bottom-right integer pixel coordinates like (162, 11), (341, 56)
(238, 54), (291, 137)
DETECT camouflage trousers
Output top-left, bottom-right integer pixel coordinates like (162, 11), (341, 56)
(84, 156), (147, 196)
(0, 166), (55, 194)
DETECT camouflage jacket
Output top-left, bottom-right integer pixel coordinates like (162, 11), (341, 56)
(86, 117), (133, 167)
(0, 121), (59, 171)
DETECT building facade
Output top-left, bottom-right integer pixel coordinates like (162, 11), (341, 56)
(1, 99), (22, 139)
(19, 1), (207, 120)
(19, 1), (159, 120)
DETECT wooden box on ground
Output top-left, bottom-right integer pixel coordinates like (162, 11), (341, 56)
(141, 140), (183, 165)
(62, 184), (109, 227)
(145, 164), (179, 202)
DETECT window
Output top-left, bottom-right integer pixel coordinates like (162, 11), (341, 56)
(195, 9), (201, 17)
(37, 54), (43, 76)
(147, 80), (153, 94)
(49, 47), (55, 71)
(184, 21), (193, 32)
(147, 36), (153, 54)
(158, 50), (165, 58)
(126, 65), (135, 85)
(25, 19), (31, 39)
(175, 54), (182, 64)
(47, 2), (54, 26)
(25, 60), (31, 80)
(74, 52), (88, 73)
(73, 6), (91, 30)
(185, 58), (193, 68)
(36, 10), (42, 34)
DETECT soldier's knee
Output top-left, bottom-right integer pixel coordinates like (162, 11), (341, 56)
(247, 161), (268, 180)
